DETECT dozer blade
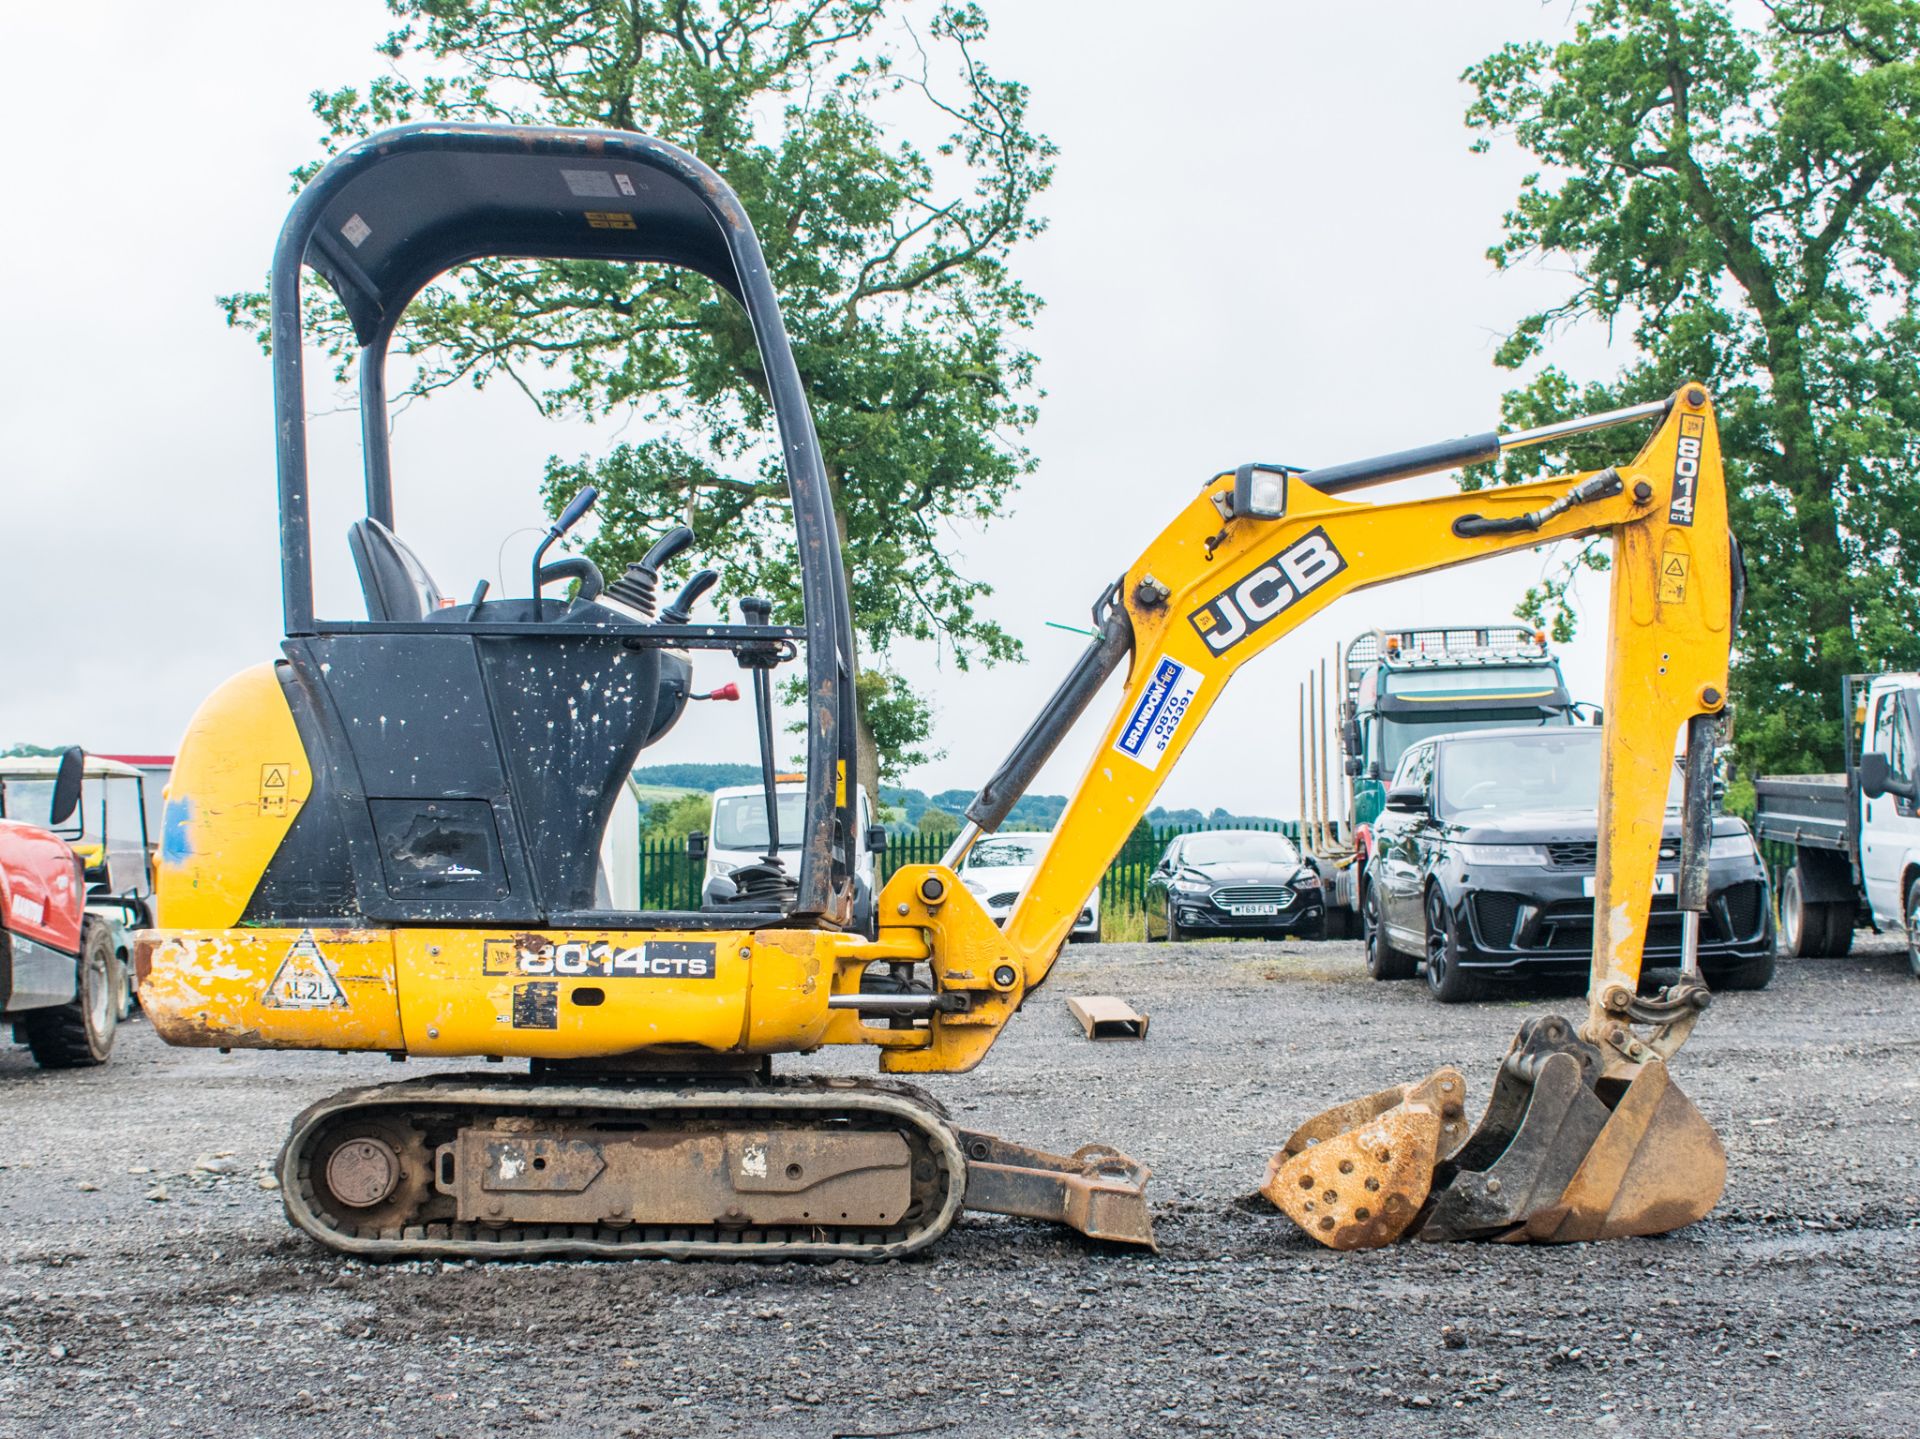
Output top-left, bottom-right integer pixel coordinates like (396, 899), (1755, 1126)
(1262, 1067), (1470, 1249)
(1270, 1017), (1726, 1249)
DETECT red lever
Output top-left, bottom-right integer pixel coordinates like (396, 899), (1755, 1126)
(692, 682), (741, 702)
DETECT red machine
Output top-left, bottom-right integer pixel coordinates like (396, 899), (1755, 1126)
(0, 748), (120, 1066)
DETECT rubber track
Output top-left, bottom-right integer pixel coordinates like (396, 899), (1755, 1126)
(279, 1074), (968, 1262)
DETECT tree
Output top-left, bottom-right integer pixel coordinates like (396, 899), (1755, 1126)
(915, 805), (960, 838)
(1461, 0), (1920, 775)
(225, 0), (1053, 793)
(641, 790), (713, 844)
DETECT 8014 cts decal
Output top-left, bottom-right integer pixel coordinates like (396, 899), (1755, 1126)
(1669, 414), (1705, 527)
(1189, 526), (1348, 654)
(483, 938), (719, 980)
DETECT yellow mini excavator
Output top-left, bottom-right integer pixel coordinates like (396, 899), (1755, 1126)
(138, 123), (1736, 1260)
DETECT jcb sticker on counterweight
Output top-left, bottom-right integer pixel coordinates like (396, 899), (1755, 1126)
(1669, 414), (1706, 527)
(483, 938), (719, 980)
(1188, 526), (1347, 654)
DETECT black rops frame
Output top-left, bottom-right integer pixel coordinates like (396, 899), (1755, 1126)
(267, 123), (859, 919)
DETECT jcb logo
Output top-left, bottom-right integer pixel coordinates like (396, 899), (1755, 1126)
(1189, 528), (1348, 654)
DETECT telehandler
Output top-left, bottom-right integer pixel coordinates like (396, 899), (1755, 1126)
(138, 124), (1734, 1259)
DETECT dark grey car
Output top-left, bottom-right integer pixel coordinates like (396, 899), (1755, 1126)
(1145, 829), (1327, 942)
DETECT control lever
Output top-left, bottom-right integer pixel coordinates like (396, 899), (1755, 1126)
(530, 486), (597, 598)
(662, 568), (719, 624)
(608, 525), (696, 618)
(739, 595), (783, 863)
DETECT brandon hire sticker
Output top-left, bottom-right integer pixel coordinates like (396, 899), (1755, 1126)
(1114, 658), (1203, 771)
(262, 930), (349, 1010)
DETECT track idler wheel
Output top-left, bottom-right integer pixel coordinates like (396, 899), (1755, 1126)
(1270, 1016), (1725, 1249)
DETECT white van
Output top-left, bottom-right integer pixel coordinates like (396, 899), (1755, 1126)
(706, 777), (877, 889)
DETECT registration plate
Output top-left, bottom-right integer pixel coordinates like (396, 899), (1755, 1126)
(1582, 873), (1676, 897)
(1229, 903), (1281, 917)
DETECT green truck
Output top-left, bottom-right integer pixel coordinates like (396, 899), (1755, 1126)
(1299, 624), (1582, 935)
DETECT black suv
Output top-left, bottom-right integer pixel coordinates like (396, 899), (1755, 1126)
(1364, 727), (1774, 1002)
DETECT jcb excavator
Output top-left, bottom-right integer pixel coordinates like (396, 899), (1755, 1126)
(138, 124), (1733, 1259)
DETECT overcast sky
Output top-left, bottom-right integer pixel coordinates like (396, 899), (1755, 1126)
(0, 1), (1635, 818)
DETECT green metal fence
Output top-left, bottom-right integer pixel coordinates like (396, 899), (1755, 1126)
(628, 819), (1306, 914)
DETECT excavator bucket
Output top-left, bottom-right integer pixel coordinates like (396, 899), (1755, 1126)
(1273, 1018), (1725, 1249)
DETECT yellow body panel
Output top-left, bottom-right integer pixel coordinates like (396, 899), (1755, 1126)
(156, 664), (313, 931)
(140, 928), (402, 1050)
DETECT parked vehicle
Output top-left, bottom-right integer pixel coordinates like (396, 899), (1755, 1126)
(0, 749), (124, 1066)
(1144, 828), (1326, 942)
(697, 776), (881, 930)
(0, 751), (151, 1022)
(1294, 624), (1583, 937)
(957, 832), (1101, 942)
(1366, 727), (1773, 1002)
(1755, 672), (1920, 974)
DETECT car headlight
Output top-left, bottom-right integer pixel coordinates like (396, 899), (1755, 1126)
(707, 859), (740, 880)
(960, 875), (985, 893)
(1292, 868), (1322, 889)
(1708, 832), (1757, 860)
(1454, 843), (1551, 865)
(1171, 877), (1212, 894)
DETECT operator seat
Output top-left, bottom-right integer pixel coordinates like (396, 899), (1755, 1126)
(347, 518), (447, 621)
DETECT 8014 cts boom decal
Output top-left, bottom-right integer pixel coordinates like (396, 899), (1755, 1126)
(1189, 527), (1348, 654)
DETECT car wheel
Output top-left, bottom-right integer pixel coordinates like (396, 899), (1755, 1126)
(1778, 866), (1813, 957)
(1423, 887), (1487, 1003)
(1363, 884), (1415, 981)
(1906, 877), (1920, 981)
(1820, 900), (1855, 959)
(1165, 902), (1183, 944)
(21, 920), (119, 1068)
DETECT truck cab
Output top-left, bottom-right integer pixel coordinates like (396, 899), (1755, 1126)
(1344, 625), (1580, 827)
(1853, 674), (1920, 941)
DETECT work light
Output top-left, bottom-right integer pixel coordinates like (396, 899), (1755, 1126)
(1232, 463), (1289, 519)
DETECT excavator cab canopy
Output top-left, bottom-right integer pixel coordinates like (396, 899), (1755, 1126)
(266, 124), (858, 928)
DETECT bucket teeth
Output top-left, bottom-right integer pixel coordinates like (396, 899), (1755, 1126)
(1263, 1067), (1467, 1250)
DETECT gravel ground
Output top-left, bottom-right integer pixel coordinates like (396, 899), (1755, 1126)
(2, 934), (1916, 1438)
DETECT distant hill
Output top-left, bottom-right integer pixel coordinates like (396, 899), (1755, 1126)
(631, 763), (761, 792)
(637, 766), (1280, 831)
(879, 783), (1277, 832)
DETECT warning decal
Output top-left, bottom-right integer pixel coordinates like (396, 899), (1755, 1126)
(262, 930), (349, 1010)
(260, 763), (290, 816)
(1658, 550), (1691, 605)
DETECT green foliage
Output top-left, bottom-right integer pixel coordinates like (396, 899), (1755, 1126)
(914, 805), (960, 838)
(631, 761), (761, 791)
(0, 743), (64, 758)
(224, 0), (1053, 783)
(1462, 0), (1920, 774)
(641, 789), (712, 844)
